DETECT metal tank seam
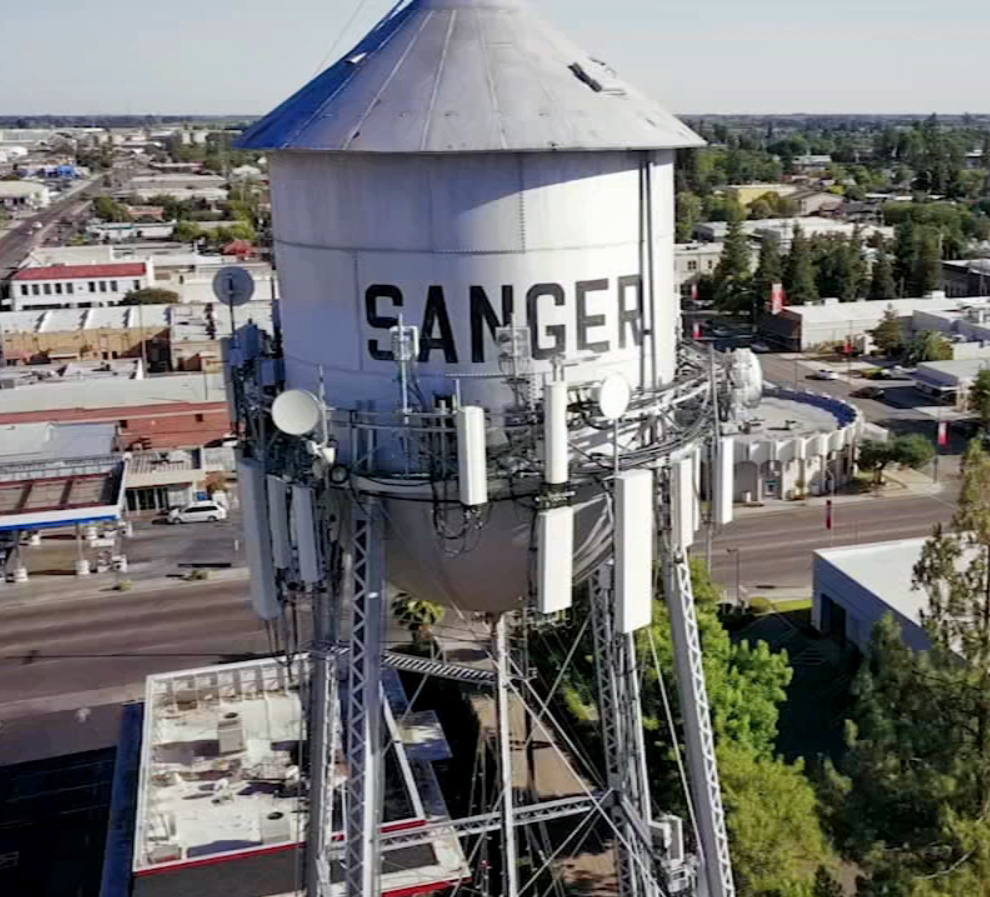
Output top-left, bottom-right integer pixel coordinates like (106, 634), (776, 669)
(420, 10), (457, 151)
(271, 236), (659, 255)
(475, 5), (508, 151)
(343, 11), (436, 151)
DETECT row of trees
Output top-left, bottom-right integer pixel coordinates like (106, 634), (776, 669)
(707, 218), (950, 316)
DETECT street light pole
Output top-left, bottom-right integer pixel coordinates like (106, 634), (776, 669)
(726, 547), (741, 609)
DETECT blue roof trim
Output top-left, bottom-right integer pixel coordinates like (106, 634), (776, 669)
(0, 511), (120, 532)
(236, 1), (419, 151)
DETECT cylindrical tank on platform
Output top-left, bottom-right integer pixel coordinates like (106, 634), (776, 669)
(237, 0), (702, 613)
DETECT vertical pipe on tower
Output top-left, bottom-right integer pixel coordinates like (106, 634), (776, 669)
(543, 379), (569, 485)
(494, 615), (519, 897)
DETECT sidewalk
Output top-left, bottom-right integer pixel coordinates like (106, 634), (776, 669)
(733, 478), (951, 519)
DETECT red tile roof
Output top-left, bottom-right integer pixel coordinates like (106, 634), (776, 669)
(12, 263), (147, 282)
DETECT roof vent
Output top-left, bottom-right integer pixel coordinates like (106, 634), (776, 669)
(568, 63), (602, 93)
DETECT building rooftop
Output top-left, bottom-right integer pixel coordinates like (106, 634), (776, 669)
(732, 392), (847, 444)
(0, 372), (227, 415)
(0, 180), (48, 196)
(133, 658), (468, 897)
(783, 296), (964, 325)
(238, 0), (702, 154)
(815, 538), (931, 629)
(11, 262), (147, 282)
(915, 358), (990, 382)
(0, 421), (116, 463)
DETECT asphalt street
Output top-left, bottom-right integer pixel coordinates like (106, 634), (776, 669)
(0, 577), (273, 764)
(709, 493), (954, 598)
(0, 180), (100, 276)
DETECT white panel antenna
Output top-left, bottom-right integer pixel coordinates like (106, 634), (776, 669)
(543, 380), (569, 485)
(536, 506), (574, 614)
(266, 475), (291, 570)
(291, 484), (322, 584)
(714, 437), (735, 526)
(272, 389), (322, 437)
(615, 468), (655, 633)
(670, 457), (695, 550)
(236, 456), (280, 620)
(455, 406), (488, 507)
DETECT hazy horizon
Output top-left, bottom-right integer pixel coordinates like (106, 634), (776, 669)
(3, 0), (988, 118)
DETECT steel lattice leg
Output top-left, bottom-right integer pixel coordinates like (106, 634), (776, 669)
(590, 564), (659, 897)
(664, 549), (735, 897)
(344, 498), (386, 897)
(494, 615), (519, 897)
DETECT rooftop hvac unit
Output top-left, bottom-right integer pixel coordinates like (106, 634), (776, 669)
(260, 810), (292, 845)
(217, 711), (245, 754)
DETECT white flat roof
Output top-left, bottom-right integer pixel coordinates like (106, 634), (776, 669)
(915, 358), (990, 382)
(134, 658), (468, 896)
(815, 538), (930, 625)
(787, 297), (963, 325)
(0, 373), (227, 414)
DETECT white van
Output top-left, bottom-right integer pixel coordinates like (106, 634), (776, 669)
(167, 501), (228, 524)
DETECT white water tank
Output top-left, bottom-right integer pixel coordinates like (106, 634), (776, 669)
(237, 0), (702, 613)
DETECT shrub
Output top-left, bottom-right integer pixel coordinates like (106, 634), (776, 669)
(187, 568), (209, 581)
(749, 596), (773, 615)
(114, 579), (134, 592)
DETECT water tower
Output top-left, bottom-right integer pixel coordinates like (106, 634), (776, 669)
(229, 1), (738, 896)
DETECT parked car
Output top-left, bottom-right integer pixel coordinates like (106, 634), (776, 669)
(167, 501), (228, 524)
(750, 341), (770, 353)
(852, 386), (884, 399)
(808, 369), (838, 381)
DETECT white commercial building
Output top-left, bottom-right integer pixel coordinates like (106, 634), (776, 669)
(675, 242), (727, 295)
(912, 357), (990, 407)
(729, 386), (862, 502)
(759, 296), (965, 352)
(9, 261), (154, 311)
(694, 218), (892, 251)
(813, 538), (942, 653)
(0, 180), (51, 210)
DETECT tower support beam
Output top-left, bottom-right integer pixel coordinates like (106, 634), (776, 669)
(664, 547), (735, 897)
(344, 498), (387, 897)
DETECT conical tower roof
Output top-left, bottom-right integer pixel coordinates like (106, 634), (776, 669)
(238, 0), (702, 153)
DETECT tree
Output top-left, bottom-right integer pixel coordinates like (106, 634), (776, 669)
(893, 218), (916, 294)
(120, 288), (180, 305)
(857, 435), (934, 486)
(92, 195), (130, 223)
(391, 593), (446, 657)
(784, 225), (819, 305)
(829, 442), (990, 889)
(871, 304), (904, 356)
(968, 368), (990, 432)
(174, 220), (204, 243)
(713, 218), (752, 312)
(750, 236), (783, 318)
(676, 191), (704, 242)
(868, 247), (898, 301)
(912, 228), (943, 296)
(906, 330), (952, 364)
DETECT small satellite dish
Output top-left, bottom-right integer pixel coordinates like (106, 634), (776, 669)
(272, 389), (322, 436)
(212, 266), (255, 307)
(596, 373), (631, 421)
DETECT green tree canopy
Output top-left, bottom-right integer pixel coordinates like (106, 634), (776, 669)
(871, 305), (904, 356)
(968, 368), (990, 432)
(120, 288), (179, 306)
(751, 236), (783, 318)
(906, 330), (952, 364)
(676, 191), (704, 241)
(868, 248), (898, 302)
(784, 225), (819, 305)
(714, 218), (753, 313)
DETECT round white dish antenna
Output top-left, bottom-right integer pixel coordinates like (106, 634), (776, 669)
(596, 373), (631, 421)
(272, 389), (322, 436)
(212, 266), (256, 307)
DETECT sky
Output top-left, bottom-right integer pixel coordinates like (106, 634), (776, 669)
(2, 0), (989, 117)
